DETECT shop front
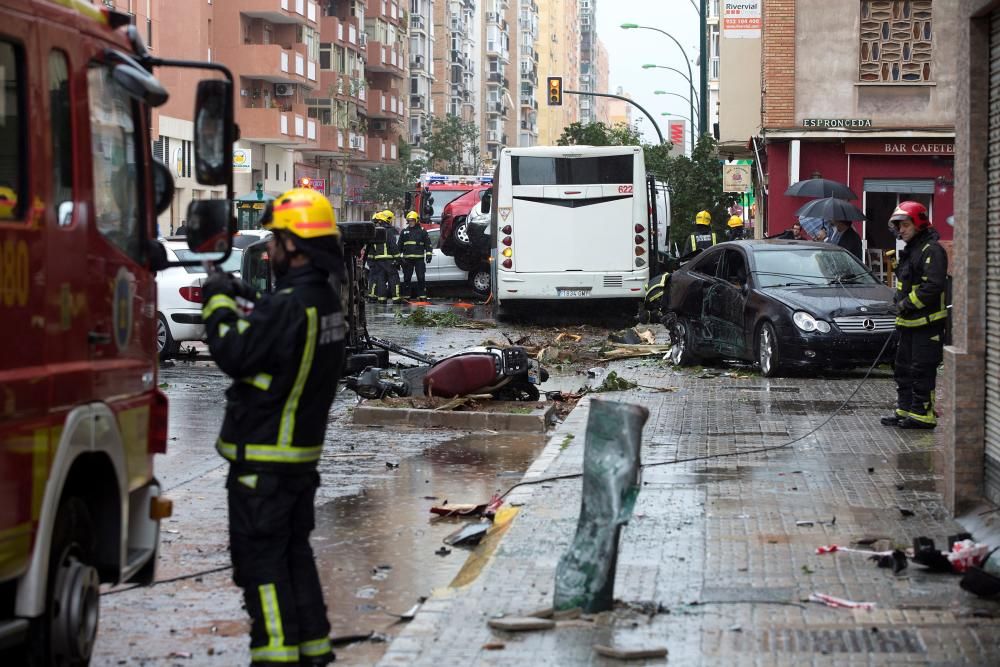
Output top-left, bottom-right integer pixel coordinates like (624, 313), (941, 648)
(764, 135), (954, 265)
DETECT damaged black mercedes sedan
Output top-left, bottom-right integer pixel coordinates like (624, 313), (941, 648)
(663, 240), (896, 377)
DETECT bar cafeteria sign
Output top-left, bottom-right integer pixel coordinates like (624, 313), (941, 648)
(844, 139), (955, 156)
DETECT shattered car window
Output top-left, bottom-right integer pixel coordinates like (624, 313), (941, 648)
(754, 248), (877, 287)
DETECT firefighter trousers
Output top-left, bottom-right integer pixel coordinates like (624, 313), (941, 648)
(401, 259), (427, 299)
(370, 259), (399, 302)
(227, 469), (334, 666)
(894, 323), (944, 425)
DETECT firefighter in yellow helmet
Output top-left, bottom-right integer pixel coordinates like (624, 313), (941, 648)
(688, 210), (717, 252)
(201, 187), (345, 667)
(398, 210), (433, 300)
(726, 214), (746, 241)
(366, 209), (402, 303)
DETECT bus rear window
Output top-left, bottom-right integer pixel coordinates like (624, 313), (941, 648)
(511, 155), (634, 186)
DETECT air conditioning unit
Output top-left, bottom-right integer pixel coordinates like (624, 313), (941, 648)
(274, 83), (295, 96)
(372, 120), (388, 131)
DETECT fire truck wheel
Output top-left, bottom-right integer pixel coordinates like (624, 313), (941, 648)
(31, 496), (99, 667)
(157, 314), (178, 360)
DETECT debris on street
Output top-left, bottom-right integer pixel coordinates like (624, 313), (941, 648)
(487, 616), (556, 632)
(430, 493), (503, 518)
(443, 522), (490, 547)
(395, 308), (489, 329)
(593, 644), (669, 660)
(593, 371), (638, 392)
(807, 592), (876, 610)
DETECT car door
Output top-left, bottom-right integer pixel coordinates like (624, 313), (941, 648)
(671, 248), (723, 355)
(702, 249), (751, 359)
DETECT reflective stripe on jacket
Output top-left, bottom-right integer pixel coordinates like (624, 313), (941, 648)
(366, 224), (400, 260)
(398, 225), (432, 259)
(894, 230), (948, 328)
(204, 265), (346, 470)
(689, 228), (717, 252)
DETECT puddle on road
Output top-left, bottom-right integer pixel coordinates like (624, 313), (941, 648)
(310, 431), (547, 665)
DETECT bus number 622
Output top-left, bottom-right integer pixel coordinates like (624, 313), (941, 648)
(618, 185), (633, 194)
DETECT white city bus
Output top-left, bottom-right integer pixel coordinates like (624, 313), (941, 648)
(491, 145), (657, 307)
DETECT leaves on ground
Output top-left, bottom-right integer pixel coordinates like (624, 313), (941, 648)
(395, 308), (488, 329)
(594, 371), (638, 392)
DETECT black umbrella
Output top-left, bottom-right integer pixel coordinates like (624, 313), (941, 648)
(784, 178), (858, 200)
(794, 197), (867, 221)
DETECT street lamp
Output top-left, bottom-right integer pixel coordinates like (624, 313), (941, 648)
(647, 67), (701, 111)
(623, 19), (707, 146)
(654, 91), (697, 152)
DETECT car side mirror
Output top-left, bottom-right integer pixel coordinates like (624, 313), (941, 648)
(481, 190), (492, 215)
(185, 199), (233, 261)
(151, 159), (175, 216)
(194, 79), (233, 186)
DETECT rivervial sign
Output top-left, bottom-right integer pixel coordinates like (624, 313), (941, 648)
(723, 1), (761, 39)
(844, 140), (955, 156)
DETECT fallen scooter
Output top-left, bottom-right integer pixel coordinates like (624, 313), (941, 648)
(346, 345), (548, 401)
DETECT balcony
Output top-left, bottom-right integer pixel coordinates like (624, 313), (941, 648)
(410, 53), (428, 72)
(361, 137), (398, 165)
(409, 93), (426, 110)
(238, 104), (317, 145)
(219, 44), (315, 87)
(367, 90), (402, 119)
(487, 72), (502, 84)
(519, 95), (537, 110)
(240, 0), (318, 26)
(410, 14), (427, 33)
(366, 41), (404, 75)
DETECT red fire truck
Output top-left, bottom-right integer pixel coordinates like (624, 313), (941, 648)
(0, 1), (235, 663)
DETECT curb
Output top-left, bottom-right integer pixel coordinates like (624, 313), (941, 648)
(376, 397), (592, 666)
(353, 401), (555, 433)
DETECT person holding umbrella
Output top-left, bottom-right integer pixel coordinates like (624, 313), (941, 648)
(832, 219), (863, 259)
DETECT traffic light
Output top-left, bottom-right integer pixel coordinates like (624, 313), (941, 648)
(547, 76), (563, 106)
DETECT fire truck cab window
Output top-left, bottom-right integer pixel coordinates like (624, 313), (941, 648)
(88, 65), (142, 261)
(0, 41), (24, 221)
(49, 51), (73, 226)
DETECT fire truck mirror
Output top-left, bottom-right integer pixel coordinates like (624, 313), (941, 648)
(152, 160), (175, 216)
(194, 79), (233, 186)
(481, 189), (493, 215)
(422, 191), (434, 218)
(185, 199), (232, 260)
(110, 58), (168, 107)
(404, 191), (412, 212)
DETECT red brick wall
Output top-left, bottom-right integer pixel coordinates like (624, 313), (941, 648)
(762, 0), (796, 128)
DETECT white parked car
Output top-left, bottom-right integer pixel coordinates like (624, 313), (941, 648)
(156, 240), (242, 359)
(397, 227), (490, 296)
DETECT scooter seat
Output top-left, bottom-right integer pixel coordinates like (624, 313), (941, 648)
(424, 354), (499, 397)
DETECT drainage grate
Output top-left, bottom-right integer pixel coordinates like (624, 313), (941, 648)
(756, 628), (925, 654)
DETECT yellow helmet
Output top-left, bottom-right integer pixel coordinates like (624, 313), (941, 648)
(406, 211), (420, 221)
(262, 188), (338, 239)
(382, 209), (395, 222)
(695, 210), (711, 225)
(727, 215), (744, 228)
(0, 186), (17, 219)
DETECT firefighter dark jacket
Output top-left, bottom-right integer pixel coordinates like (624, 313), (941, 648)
(398, 224), (432, 259)
(894, 228), (948, 329)
(203, 264), (346, 471)
(367, 224), (400, 260)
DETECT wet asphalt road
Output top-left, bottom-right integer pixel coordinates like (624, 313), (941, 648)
(93, 300), (628, 666)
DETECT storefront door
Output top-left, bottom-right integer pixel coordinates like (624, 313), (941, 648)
(862, 180), (934, 252)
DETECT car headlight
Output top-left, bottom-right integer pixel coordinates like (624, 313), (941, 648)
(793, 311), (831, 333)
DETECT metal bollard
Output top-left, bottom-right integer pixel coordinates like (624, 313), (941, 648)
(553, 398), (648, 613)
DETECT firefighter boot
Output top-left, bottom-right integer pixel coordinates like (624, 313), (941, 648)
(880, 409), (907, 427)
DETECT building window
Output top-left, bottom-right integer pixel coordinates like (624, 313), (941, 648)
(859, 0), (933, 83)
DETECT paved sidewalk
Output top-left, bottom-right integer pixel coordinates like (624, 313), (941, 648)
(379, 365), (1000, 666)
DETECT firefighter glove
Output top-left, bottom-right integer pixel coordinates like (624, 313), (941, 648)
(202, 270), (239, 303)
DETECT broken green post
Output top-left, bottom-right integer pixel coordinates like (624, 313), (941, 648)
(553, 399), (648, 613)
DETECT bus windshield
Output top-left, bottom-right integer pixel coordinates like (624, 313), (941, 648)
(511, 155), (634, 185)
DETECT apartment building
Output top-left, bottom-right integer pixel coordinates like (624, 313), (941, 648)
(432, 0), (479, 124)
(481, 0), (517, 166)
(577, 0), (596, 124)
(517, 0), (541, 146)
(535, 0), (579, 145)
(706, 0), (719, 137)
(408, 0), (436, 161)
(593, 37), (610, 124)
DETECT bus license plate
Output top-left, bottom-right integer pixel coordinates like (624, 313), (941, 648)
(557, 288), (590, 297)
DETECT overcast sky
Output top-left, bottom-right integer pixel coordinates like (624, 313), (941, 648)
(595, 0), (702, 149)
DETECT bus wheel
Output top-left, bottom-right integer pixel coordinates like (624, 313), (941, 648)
(31, 497), (100, 667)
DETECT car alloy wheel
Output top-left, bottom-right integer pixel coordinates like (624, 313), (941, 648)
(757, 322), (780, 377)
(670, 321), (687, 365)
(156, 316), (168, 353)
(455, 221), (471, 245)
